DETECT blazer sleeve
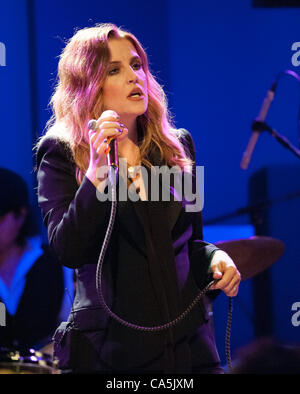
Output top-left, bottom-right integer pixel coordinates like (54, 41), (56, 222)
(36, 136), (111, 268)
(178, 129), (220, 286)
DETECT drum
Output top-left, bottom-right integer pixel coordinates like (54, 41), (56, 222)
(0, 347), (60, 374)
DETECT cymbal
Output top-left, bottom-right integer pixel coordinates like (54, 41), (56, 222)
(215, 236), (285, 281)
(40, 342), (53, 357)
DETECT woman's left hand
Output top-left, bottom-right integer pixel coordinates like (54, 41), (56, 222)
(209, 250), (241, 297)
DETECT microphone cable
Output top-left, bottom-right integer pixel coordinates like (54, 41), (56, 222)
(94, 163), (234, 371)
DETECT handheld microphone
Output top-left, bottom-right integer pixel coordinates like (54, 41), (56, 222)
(105, 137), (118, 169)
(88, 119), (119, 169)
(240, 81), (277, 170)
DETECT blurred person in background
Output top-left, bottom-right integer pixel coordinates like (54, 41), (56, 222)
(0, 167), (73, 352)
(231, 337), (300, 374)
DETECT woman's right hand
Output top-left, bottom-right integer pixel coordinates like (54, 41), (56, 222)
(86, 110), (128, 187)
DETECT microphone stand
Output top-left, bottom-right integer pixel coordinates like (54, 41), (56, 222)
(252, 120), (300, 160)
(204, 189), (300, 226)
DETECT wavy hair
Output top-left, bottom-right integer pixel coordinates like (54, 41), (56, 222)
(36, 23), (193, 185)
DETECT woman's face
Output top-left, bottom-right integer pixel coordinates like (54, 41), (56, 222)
(102, 38), (148, 120)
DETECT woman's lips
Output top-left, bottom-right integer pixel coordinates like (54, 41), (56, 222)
(127, 94), (144, 101)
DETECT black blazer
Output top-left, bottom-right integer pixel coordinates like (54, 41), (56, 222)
(36, 128), (221, 373)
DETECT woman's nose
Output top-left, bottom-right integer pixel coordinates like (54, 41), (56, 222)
(127, 67), (138, 83)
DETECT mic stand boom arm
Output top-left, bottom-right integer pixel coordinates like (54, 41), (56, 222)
(252, 120), (300, 160)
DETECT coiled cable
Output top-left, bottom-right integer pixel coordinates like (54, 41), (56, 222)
(95, 166), (233, 369)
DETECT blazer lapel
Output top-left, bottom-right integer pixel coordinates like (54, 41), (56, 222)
(117, 144), (187, 255)
(130, 146), (183, 235)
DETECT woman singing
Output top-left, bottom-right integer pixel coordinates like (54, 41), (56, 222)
(35, 23), (241, 374)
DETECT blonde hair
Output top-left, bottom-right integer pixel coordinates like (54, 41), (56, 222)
(36, 23), (193, 185)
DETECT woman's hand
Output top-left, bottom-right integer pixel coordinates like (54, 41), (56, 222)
(86, 110), (128, 187)
(88, 110), (128, 168)
(209, 250), (241, 297)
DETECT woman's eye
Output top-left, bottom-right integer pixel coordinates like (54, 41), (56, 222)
(108, 68), (119, 75)
(108, 63), (142, 75)
(132, 62), (142, 70)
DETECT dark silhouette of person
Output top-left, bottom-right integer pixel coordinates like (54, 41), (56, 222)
(0, 167), (72, 351)
(231, 337), (300, 374)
